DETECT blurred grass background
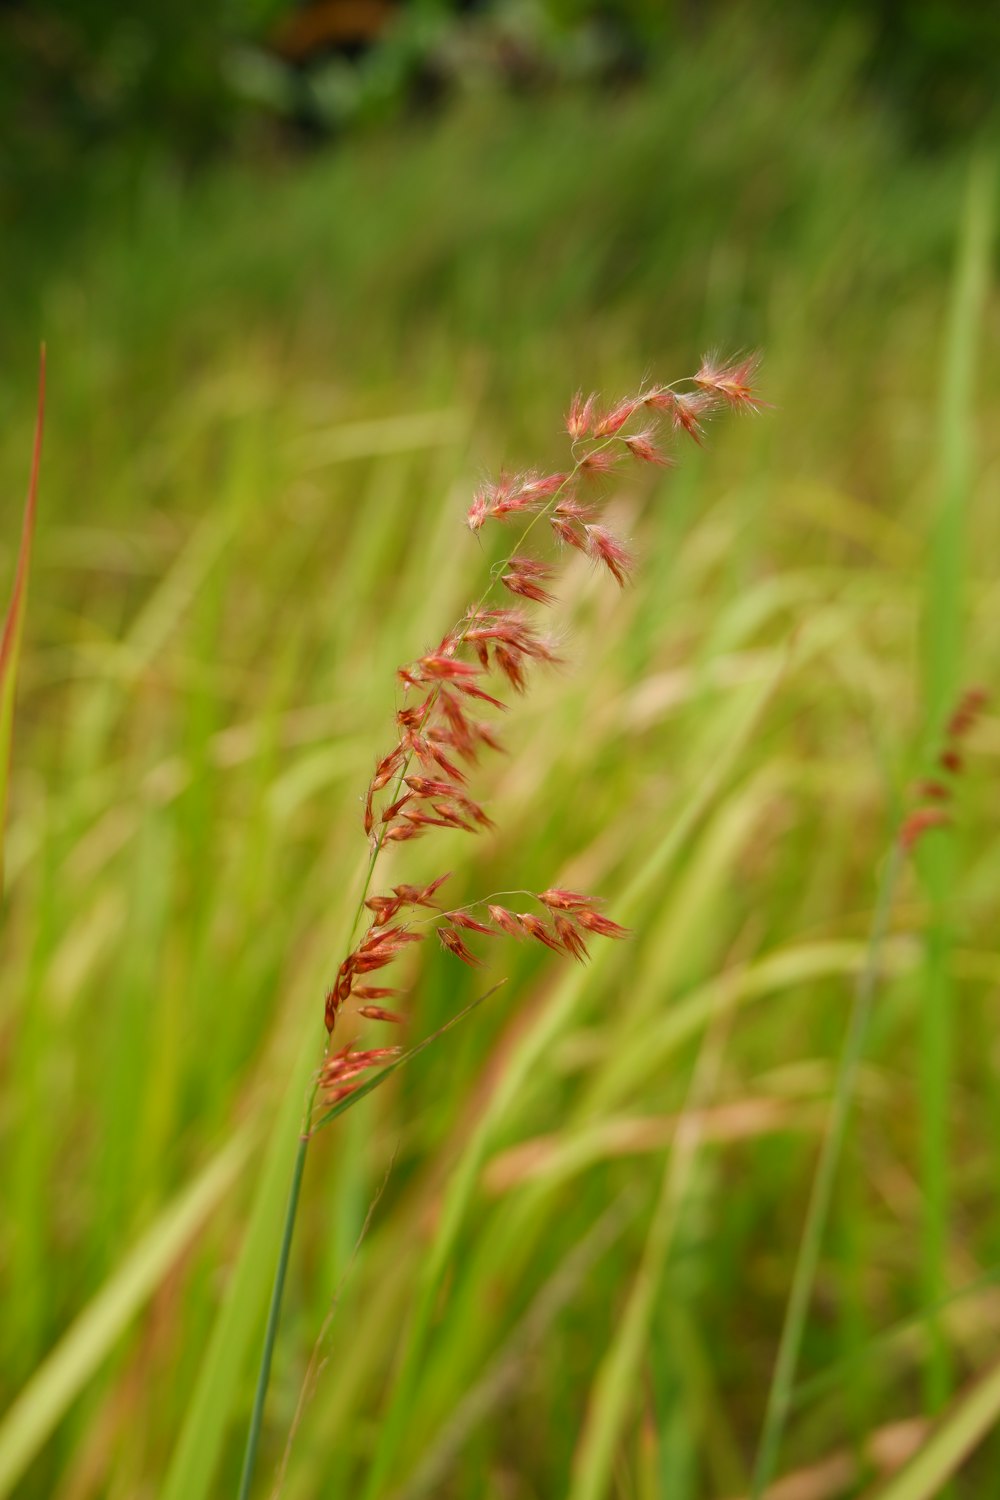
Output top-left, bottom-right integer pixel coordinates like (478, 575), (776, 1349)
(2, 3), (1000, 1497)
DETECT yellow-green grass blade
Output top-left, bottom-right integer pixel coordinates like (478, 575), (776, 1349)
(860, 1356), (1000, 1500)
(0, 347), (45, 889)
(0, 1125), (254, 1499)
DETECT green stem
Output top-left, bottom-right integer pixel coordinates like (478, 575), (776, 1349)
(237, 1129), (310, 1500)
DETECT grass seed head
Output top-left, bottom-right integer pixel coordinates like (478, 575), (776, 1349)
(566, 390), (598, 439)
(516, 912), (565, 953)
(594, 396), (640, 438)
(574, 909), (630, 939)
(438, 926), (486, 967)
(693, 350), (766, 411)
(320, 1045), (401, 1102)
(585, 524), (634, 587)
(326, 359), (761, 1035)
(488, 904), (524, 938)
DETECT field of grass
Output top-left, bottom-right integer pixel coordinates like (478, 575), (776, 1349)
(2, 25), (1000, 1499)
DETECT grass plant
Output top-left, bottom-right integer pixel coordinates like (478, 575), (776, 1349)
(2, 38), (1000, 1499)
(235, 359), (763, 1499)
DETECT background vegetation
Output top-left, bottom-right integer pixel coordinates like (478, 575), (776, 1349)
(2, 5), (1000, 1497)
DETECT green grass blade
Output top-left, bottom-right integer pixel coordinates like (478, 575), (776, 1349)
(0, 1125), (254, 1499)
(567, 1015), (729, 1500)
(0, 347), (45, 888)
(919, 152), (995, 1410)
(162, 1026), (323, 1500)
(860, 1356), (1000, 1500)
(397, 1196), (634, 1500)
(750, 846), (903, 1495)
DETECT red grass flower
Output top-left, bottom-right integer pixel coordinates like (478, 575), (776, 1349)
(594, 397), (640, 438)
(554, 914), (590, 962)
(438, 926), (486, 967)
(538, 887), (599, 911)
(566, 391), (597, 439)
(501, 557), (557, 607)
(580, 448), (621, 477)
(623, 428), (672, 466)
(445, 911), (497, 936)
(693, 351), (766, 412)
(574, 910), (631, 940)
(586, 525), (634, 587)
(669, 390), (715, 445)
(488, 904), (524, 938)
(516, 912), (565, 954)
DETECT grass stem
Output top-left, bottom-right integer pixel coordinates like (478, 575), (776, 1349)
(237, 1129), (310, 1500)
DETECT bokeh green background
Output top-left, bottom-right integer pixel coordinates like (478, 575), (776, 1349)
(3, 4), (1000, 1497)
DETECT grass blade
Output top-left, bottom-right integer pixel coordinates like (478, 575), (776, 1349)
(919, 152), (994, 1411)
(860, 1356), (1000, 1500)
(163, 1025), (324, 1500)
(568, 1004), (730, 1500)
(0, 1126), (254, 1499)
(0, 346), (45, 888)
(750, 846), (903, 1495)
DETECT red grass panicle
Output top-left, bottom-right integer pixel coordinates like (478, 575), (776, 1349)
(323, 355), (765, 1056)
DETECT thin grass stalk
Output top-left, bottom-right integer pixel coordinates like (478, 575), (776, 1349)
(750, 843), (903, 1496)
(237, 1133), (308, 1500)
